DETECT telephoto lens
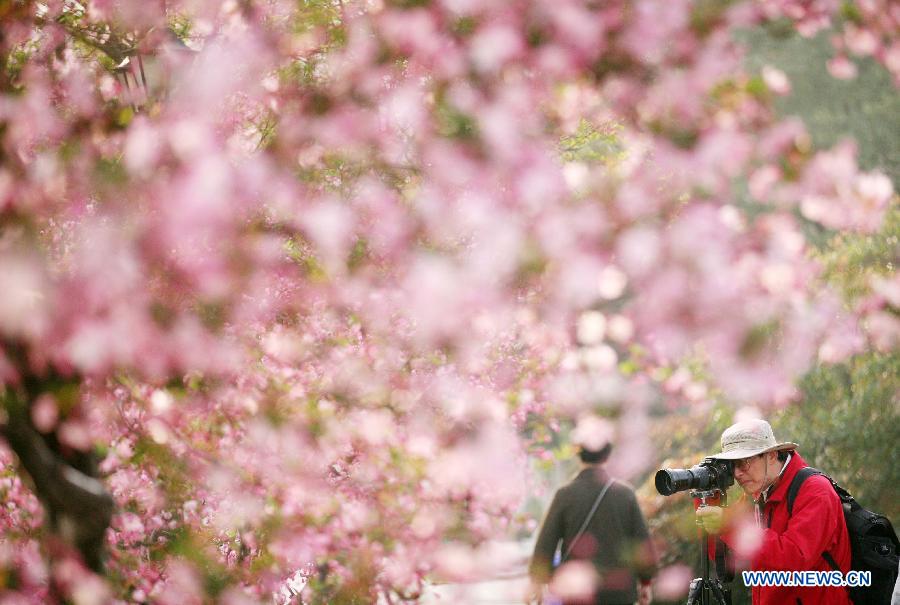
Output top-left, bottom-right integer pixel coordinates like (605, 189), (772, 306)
(655, 467), (709, 495)
(655, 458), (734, 495)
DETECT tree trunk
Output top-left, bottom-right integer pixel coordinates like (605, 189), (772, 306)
(1, 391), (114, 573)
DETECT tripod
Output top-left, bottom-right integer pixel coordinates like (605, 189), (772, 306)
(686, 489), (732, 605)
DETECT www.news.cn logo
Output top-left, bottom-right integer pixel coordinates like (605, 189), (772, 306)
(742, 570), (872, 587)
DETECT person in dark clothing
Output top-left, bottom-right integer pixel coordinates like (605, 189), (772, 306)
(528, 419), (655, 605)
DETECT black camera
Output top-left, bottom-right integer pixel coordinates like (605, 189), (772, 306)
(655, 457), (734, 496)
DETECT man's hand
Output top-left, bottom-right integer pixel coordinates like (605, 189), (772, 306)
(695, 505), (724, 534)
(638, 582), (653, 605)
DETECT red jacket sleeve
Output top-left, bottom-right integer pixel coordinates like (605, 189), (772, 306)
(753, 475), (843, 572)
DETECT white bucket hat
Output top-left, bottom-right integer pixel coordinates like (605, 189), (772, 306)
(712, 419), (798, 460)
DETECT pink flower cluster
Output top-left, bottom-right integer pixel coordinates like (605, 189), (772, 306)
(0, 0), (895, 602)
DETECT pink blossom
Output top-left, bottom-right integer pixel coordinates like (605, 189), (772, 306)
(654, 564), (694, 600)
(0, 253), (48, 340)
(157, 561), (203, 605)
(549, 560), (599, 602)
(620, 0), (691, 65)
(470, 25), (524, 73)
(827, 55), (858, 79)
(762, 65), (792, 95)
(866, 312), (900, 352)
(571, 415), (615, 451)
(30, 394), (59, 433)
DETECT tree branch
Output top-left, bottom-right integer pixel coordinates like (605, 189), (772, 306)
(1, 390), (114, 573)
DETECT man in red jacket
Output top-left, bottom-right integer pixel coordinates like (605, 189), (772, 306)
(695, 419), (851, 605)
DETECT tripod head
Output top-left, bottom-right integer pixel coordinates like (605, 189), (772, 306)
(691, 488), (727, 510)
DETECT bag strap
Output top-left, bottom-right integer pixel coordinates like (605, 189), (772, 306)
(785, 466), (841, 571)
(562, 479), (614, 563)
(786, 466), (821, 517)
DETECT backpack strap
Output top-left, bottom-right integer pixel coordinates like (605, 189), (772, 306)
(785, 466), (841, 572)
(786, 466), (821, 517)
(822, 551), (839, 572)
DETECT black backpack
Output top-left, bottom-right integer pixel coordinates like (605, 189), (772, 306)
(787, 467), (900, 605)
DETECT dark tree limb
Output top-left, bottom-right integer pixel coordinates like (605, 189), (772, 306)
(1, 389), (114, 573)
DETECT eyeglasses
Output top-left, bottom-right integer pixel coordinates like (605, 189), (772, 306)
(734, 454), (763, 471)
